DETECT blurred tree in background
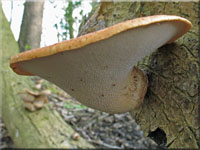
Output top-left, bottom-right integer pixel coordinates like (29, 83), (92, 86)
(18, 0), (44, 52)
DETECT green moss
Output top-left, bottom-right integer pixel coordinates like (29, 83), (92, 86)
(0, 4), (94, 148)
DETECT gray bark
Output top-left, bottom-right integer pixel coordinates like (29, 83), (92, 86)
(18, 0), (44, 52)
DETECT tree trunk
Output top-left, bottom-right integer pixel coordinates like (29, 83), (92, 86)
(0, 4), (94, 149)
(78, 2), (199, 148)
(18, 0), (44, 52)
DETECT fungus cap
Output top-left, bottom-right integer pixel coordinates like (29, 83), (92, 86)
(10, 15), (191, 113)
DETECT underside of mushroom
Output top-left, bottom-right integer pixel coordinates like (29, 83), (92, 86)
(10, 15), (191, 113)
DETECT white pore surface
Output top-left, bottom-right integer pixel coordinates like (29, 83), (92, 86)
(20, 21), (183, 113)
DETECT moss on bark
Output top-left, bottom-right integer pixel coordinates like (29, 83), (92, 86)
(0, 4), (94, 148)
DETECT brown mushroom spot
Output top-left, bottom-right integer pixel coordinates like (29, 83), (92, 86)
(104, 65), (109, 69)
(112, 84), (116, 87)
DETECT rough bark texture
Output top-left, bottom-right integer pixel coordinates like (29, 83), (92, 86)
(18, 0), (44, 52)
(78, 2), (199, 148)
(0, 4), (94, 148)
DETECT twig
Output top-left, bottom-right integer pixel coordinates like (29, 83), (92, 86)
(88, 139), (121, 149)
(50, 94), (68, 101)
(81, 112), (102, 129)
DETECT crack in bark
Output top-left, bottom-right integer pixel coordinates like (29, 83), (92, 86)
(187, 126), (199, 146)
(26, 114), (43, 136)
(172, 84), (196, 103)
(176, 99), (198, 145)
(166, 127), (184, 147)
(180, 44), (198, 59)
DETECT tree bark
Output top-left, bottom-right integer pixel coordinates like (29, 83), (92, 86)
(18, 0), (44, 52)
(0, 4), (94, 148)
(78, 2), (199, 148)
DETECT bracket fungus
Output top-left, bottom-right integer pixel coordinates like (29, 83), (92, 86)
(19, 88), (49, 111)
(10, 15), (191, 114)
